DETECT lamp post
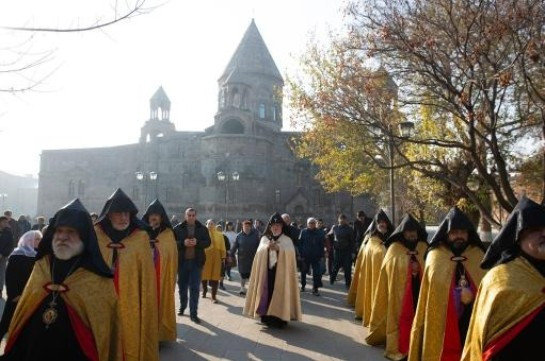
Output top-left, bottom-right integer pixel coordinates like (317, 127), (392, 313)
(135, 171), (158, 210)
(372, 121), (414, 225)
(0, 193), (7, 211)
(217, 171), (240, 223)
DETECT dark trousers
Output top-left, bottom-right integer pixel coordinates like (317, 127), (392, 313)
(177, 259), (201, 317)
(301, 258), (323, 290)
(331, 249), (352, 288)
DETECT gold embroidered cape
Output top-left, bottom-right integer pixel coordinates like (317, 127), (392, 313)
(408, 245), (485, 361)
(462, 257), (545, 361)
(5, 257), (122, 361)
(96, 225), (159, 361)
(155, 228), (178, 342)
(366, 241), (427, 360)
(202, 228), (226, 281)
(355, 234), (386, 326)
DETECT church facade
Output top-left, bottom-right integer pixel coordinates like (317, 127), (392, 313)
(37, 20), (371, 224)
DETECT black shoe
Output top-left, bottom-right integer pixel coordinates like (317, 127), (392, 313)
(312, 289), (320, 296)
(190, 315), (201, 324)
(329, 278), (335, 285)
(300, 286), (305, 292)
(219, 284), (226, 291)
(177, 308), (185, 316)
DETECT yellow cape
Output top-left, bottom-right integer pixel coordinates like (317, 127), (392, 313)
(202, 228), (226, 281)
(462, 257), (545, 361)
(366, 241), (428, 360)
(96, 225), (159, 361)
(5, 257), (122, 361)
(408, 245), (485, 361)
(243, 234), (302, 322)
(355, 234), (386, 326)
(155, 228), (178, 342)
(347, 240), (366, 307)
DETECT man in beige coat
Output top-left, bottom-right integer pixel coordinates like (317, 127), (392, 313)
(243, 212), (302, 328)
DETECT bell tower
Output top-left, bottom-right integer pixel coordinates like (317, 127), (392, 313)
(214, 19), (284, 134)
(140, 86), (176, 143)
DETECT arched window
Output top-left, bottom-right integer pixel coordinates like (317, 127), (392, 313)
(78, 180), (85, 197)
(221, 119), (244, 134)
(232, 88), (241, 108)
(68, 180), (75, 198)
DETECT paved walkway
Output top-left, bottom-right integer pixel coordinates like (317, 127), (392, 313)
(161, 271), (385, 361)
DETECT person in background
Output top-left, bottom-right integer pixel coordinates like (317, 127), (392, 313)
(298, 217), (325, 296)
(0, 230), (42, 340)
(217, 224), (231, 291)
(3, 212), (19, 248)
(17, 216), (31, 236)
(201, 220), (225, 304)
(31, 216), (46, 232)
(230, 220), (260, 296)
(223, 222), (237, 281)
(0, 217), (14, 298)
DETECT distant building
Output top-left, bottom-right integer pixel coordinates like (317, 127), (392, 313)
(38, 20), (372, 224)
(0, 171), (38, 216)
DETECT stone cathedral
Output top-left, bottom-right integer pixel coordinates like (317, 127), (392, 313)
(37, 20), (370, 224)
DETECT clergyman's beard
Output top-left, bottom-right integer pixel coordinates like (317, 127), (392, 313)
(53, 241), (85, 260)
(450, 238), (467, 250)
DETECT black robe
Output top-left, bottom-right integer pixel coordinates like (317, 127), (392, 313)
(0, 255), (36, 340)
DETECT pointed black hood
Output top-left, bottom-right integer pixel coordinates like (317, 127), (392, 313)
(428, 207), (485, 250)
(385, 213), (428, 248)
(37, 199), (112, 278)
(364, 209), (394, 240)
(142, 199), (172, 230)
(481, 196), (545, 269)
(97, 188), (149, 231)
(264, 212), (288, 237)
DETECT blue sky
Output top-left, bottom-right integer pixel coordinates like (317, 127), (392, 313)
(0, 0), (345, 176)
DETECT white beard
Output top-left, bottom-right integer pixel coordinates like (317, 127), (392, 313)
(53, 240), (84, 260)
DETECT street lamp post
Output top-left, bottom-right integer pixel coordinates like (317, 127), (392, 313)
(217, 171), (240, 224)
(135, 171), (158, 210)
(0, 193), (7, 211)
(372, 121), (414, 225)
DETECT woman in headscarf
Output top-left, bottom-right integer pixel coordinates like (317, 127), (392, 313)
(243, 212), (302, 328)
(201, 220), (226, 303)
(0, 230), (42, 340)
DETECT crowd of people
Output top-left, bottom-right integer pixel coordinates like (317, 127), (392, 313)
(0, 191), (542, 361)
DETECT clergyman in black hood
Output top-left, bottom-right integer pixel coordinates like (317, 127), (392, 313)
(366, 213), (428, 359)
(95, 188), (159, 361)
(462, 196), (545, 361)
(142, 199), (178, 342)
(408, 207), (486, 360)
(1, 198), (122, 360)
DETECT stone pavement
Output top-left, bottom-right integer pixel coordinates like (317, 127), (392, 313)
(160, 271), (385, 361)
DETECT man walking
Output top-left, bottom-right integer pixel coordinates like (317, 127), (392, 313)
(173, 208), (211, 324)
(328, 214), (355, 289)
(230, 220), (260, 295)
(298, 217), (326, 295)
